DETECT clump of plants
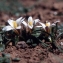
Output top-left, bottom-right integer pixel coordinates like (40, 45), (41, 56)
(0, 16), (63, 53)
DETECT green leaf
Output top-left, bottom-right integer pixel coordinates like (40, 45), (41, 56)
(15, 36), (19, 45)
(0, 56), (10, 63)
(2, 53), (11, 58)
(0, 44), (5, 52)
(31, 27), (42, 37)
(31, 32), (41, 37)
(39, 39), (49, 48)
(0, 57), (3, 63)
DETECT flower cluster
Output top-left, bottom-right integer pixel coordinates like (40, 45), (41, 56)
(1, 16), (62, 52)
(2, 16), (60, 35)
(2, 16), (40, 34)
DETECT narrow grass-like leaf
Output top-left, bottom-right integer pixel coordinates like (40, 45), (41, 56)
(0, 44), (5, 52)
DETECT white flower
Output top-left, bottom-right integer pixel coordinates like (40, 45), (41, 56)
(8, 19), (21, 29)
(36, 21), (51, 33)
(36, 21), (50, 29)
(7, 17), (28, 29)
(28, 16), (40, 29)
(36, 20), (60, 33)
(2, 17), (28, 32)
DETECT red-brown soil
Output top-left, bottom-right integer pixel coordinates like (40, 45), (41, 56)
(0, 0), (63, 63)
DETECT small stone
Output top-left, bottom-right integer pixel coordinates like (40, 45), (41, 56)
(16, 41), (28, 49)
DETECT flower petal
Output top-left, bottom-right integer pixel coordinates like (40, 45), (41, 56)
(2, 25), (14, 31)
(8, 19), (14, 28)
(16, 17), (25, 25)
(28, 16), (33, 22)
(54, 20), (60, 23)
(28, 16), (33, 29)
(35, 26), (42, 28)
(21, 18), (25, 22)
(22, 21), (27, 27)
(16, 26), (21, 29)
(28, 25), (33, 29)
(51, 23), (56, 27)
(34, 19), (40, 24)
(16, 17), (22, 24)
(39, 22), (46, 29)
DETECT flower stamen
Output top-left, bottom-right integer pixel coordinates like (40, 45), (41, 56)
(28, 21), (33, 26)
(12, 21), (17, 28)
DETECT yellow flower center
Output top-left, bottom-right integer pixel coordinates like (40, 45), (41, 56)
(28, 21), (33, 26)
(12, 21), (17, 28)
(45, 22), (50, 27)
(45, 22), (51, 33)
